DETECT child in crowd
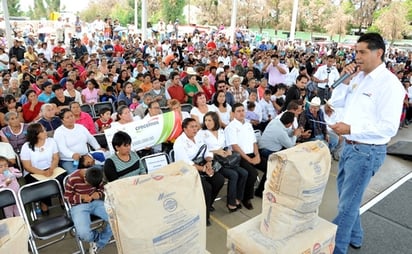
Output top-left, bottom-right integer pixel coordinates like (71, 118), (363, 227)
(100, 86), (117, 103)
(64, 167), (112, 253)
(79, 151), (108, 169)
(0, 155), (22, 217)
(245, 101), (260, 124)
(136, 88), (144, 104)
(129, 95), (140, 111)
(94, 107), (113, 133)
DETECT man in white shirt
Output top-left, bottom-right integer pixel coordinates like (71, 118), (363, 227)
(225, 103), (266, 209)
(313, 55), (340, 104)
(329, 33), (405, 254)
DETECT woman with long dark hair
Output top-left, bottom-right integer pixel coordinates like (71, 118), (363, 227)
(20, 123), (66, 214)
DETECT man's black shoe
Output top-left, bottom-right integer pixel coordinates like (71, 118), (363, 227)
(242, 200), (254, 210)
(254, 190), (263, 198)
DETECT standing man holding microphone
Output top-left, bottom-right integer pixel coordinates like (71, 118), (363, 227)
(313, 55), (340, 103)
(329, 33), (405, 254)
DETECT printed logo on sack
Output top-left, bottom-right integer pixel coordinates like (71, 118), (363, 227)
(163, 198), (177, 212)
(265, 192), (276, 203)
(312, 243), (321, 253)
(310, 161), (322, 174)
(152, 175), (164, 181)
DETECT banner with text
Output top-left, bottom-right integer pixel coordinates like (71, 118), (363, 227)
(104, 111), (182, 153)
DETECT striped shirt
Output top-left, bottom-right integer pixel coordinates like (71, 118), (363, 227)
(64, 169), (104, 206)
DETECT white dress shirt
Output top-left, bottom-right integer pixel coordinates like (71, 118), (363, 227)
(173, 131), (213, 165)
(329, 63), (404, 144)
(198, 129), (227, 151)
(314, 64), (340, 89)
(224, 119), (256, 154)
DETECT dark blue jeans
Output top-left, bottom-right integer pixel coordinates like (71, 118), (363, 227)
(333, 143), (386, 254)
(219, 166), (248, 206)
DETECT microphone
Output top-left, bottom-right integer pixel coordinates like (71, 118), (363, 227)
(331, 66), (358, 89)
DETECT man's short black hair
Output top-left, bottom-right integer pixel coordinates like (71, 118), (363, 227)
(52, 84), (62, 92)
(280, 111), (295, 125)
(357, 33), (386, 62)
(232, 102), (244, 113)
(85, 167), (103, 188)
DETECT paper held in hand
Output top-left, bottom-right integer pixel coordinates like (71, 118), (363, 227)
(31, 167), (66, 181)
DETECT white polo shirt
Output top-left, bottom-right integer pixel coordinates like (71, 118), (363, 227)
(224, 118), (256, 154)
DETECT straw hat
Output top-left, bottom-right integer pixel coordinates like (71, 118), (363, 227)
(309, 97), (321, 107)
(228, 74), (244, 86)
(186, 67), (197, 75)
(324, 99), (335, 111)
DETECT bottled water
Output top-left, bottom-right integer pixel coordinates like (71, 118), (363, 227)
(35, 202), (42, 217)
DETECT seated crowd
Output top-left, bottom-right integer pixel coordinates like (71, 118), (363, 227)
(5, 28), (410, 251)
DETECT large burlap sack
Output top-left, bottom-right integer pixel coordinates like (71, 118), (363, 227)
(260, 203), (318, 240)
(104, 161), (206, 254)
(263, 140), (331, 213)
(0, 216), (29, 253)
(227, 214), (336, 254)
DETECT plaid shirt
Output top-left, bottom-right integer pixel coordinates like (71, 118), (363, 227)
(228, 86), (248, 104)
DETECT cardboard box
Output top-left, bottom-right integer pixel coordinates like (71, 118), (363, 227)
(227, 215), (336, 254)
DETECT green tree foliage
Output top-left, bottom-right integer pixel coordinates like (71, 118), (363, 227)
(406, 0), (412, 22)
(374, 2), (410, 43)
(7, 0), (23, 17)
(111, 3), (134, 25)
(161, 0), (185, 24)
(28, 0), (61, 19)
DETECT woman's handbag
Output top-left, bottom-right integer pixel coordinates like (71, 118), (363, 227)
(193, 144), (207, 166)
(214, 151), (241, 168)
(192, 144), (222, 172)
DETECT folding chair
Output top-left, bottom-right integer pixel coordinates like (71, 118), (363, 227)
(93, 133), (109, 150)
(169, 149), (175, 163)
(180, 103), (193, 113)
(161, 106), (171, 113)
(93, 101), (115, 117)
(141, 152), (171, 174)
(0, 188), (22, 219)
(14, 151), (24, 173)
(254, 129), (262, 143)
(80, 104), (95, 118)
(17, 179), (84, 254)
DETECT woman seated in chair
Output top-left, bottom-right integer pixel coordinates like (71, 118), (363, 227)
(173, 118), (224, 226)
(54, 109), (102, 174)
(103, 131), (146, 182)
(1, 111), (29, 154)
(70, 101), (96, 135)
(20, 123), (67, 215)
(198, 111), (248, 212)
